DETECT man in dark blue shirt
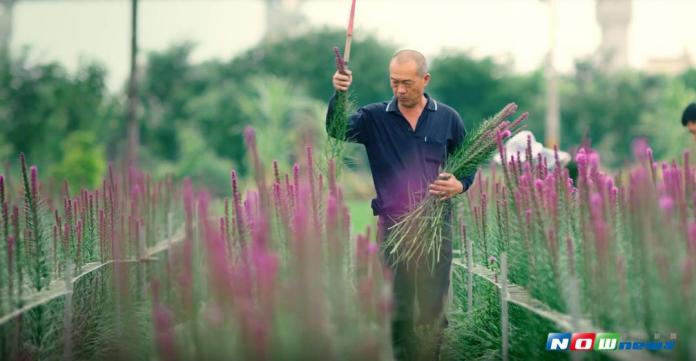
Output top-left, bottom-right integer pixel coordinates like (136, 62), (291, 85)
(326, 49), (475, 360)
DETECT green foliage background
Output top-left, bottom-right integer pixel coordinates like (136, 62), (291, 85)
(1, 27), (695, 195)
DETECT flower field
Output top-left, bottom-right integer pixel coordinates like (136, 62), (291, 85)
(443, 141), (695, 360)
(0, 128), (694, 360)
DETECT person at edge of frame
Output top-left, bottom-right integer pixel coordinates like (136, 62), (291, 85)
(682, 101), (696, 142)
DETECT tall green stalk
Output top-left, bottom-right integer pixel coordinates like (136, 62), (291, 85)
(19, 154), (49, 292)
(324, 47), (356, 178)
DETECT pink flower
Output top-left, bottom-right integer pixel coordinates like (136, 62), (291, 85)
(575, 149), (587, 164)
(292, 163), (300, 200)
(525, 208), (532, 222)
(334, 46), (347, 74)
(659, 196), (674, 212)
(30, 166), (39, 199)
(590, 193), (602, 209)
(534, 179), (544, 193)
(605, 178), (614, 192)
(243, 126), (256, 150)
(153, 304), (179, 361)
(588, 152), (600, 168)
(519, 174), (529, 187)
(632, 137), (649, 161)
(273, 160), (280, 185)
(499, 103), (519, 120)
(367, 242), (379, 255)
(509, 112), (528, 130)
(7, 235), (14, 259)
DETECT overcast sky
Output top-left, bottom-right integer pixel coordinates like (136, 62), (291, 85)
(10, 0), (696, 91)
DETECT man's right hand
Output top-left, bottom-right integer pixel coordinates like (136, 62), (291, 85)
(332, 70), (352, 92)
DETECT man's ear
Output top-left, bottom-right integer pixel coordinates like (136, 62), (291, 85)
(423, 73), (431, 86)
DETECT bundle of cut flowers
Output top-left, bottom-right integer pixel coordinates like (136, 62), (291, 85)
(383, 103), (528, 270)
(324, 47), (355, 173)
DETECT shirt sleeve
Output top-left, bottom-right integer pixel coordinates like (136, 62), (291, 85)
(326, 92), (368, 144)
(449, 112), (476, 193)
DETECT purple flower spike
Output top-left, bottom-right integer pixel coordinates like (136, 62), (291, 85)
(632, 137), (649, 162)
(367, 242), (379, 255)
(30, 166), (39, 199)
(498, 103), (519, 120)
(534, 179), (544, 193)
(575, 149), (587, 165)
(605, 177), (614, 192)
(292, 163), (300, 198)
(659, 196), (674, 212)
(152, 282), (180, 361)
(334, 47), (348, 74)
(231, 170), (239, 195)
(243, 126), (256, 150)
(590, 193), (602, 209)
(588, 152), (599, 168)
(509, 112), (528, 130)
(273, 160), (280, 185)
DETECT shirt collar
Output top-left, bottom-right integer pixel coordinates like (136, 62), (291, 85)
(386, 93), (438, 113)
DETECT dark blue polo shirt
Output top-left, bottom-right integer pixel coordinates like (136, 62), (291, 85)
(326, 92), (476, 217)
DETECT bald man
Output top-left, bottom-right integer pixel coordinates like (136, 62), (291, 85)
(326, 49), (475, 361)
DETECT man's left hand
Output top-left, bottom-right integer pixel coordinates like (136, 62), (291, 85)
(428, 173), (464, 201)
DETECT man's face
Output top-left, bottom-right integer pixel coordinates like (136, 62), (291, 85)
(688, 121), (696, 142)
(389, 59), (430, 108)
